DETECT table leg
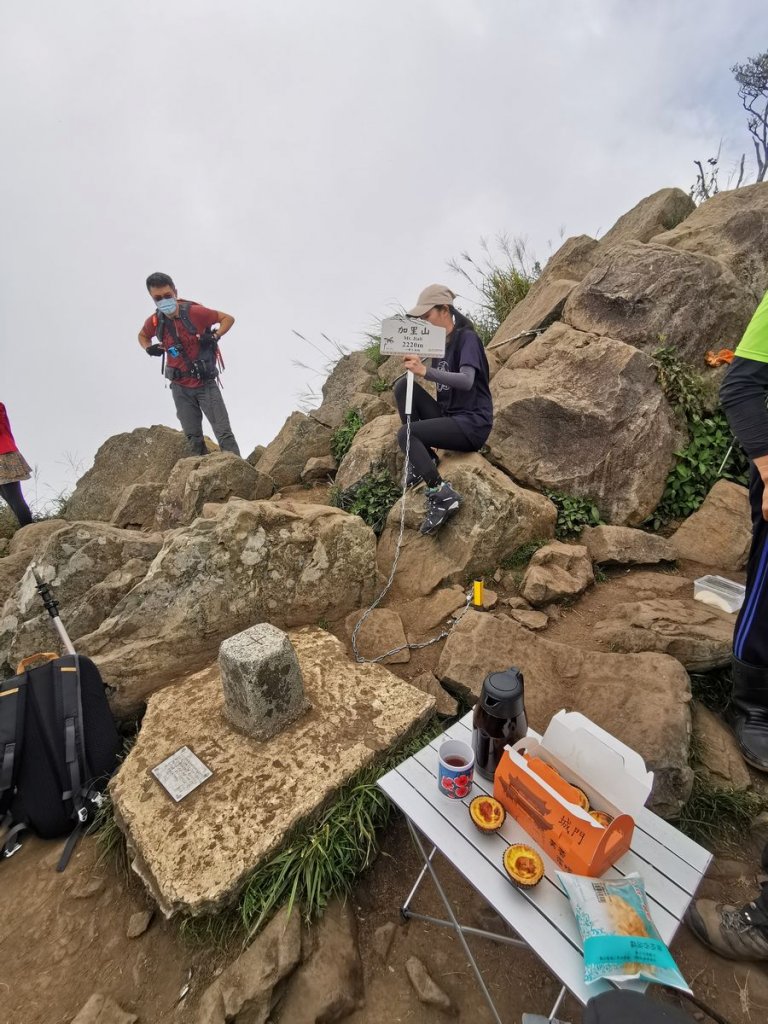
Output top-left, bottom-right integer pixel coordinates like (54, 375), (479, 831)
(406, 818), (504, 1024)
(548, 985), (567, 1021)
(401, 843), (437, 918)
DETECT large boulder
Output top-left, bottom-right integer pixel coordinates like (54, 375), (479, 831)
(593, 598), (734, 671)
(334, 413), (402, 492)
(596, 188), (695, 251)
(300, 455), (337, 483)
(488, 322), (681, 525)
(154, 452), (273, 530)
(397, 586), (468, 643)
(376, 453), (556, 599)
(0, 523), (161, 676)
(488, 235), (598, 362)
(437, 611), (693, 817)
(258, 412), (332, 489)
(669, 480), (752, 570)
(65, 426), (190, 522)
(519, 541), (594, 606)
(110, 483), (164, 530)
(344, 608), (409, 664)
(309, 349), (377, 429)
(653, 182), (768, 301)
(563, 241), (754, 364)
(0, 519), (67, 609)
(110, 628), (435, 915)
(580, 525), (675, 566)
(78, 500), (378, 715)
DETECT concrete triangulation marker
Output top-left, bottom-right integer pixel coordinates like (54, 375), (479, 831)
(219, 623), (310, 741)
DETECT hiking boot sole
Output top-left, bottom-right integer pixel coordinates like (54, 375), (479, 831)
(739, 747), (768, 774)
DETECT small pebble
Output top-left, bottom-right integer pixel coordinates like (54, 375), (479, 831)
(126, 910), (154, 939)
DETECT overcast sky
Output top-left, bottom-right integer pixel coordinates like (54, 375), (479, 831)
(1, 1), (766, 509)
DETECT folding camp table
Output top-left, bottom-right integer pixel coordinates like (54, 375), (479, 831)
(378, 712), (712, 1023)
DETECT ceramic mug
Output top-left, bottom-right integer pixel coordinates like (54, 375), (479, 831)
(438, 739), (474, 799)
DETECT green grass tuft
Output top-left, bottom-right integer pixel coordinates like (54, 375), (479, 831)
(93, 793), (130, 875)
(330, 409), (364, 463)
(673, 772), (765, 848)
(690, 666), (732, 715)
(329, 463), (402, 535)
(499, 539), (547, 571)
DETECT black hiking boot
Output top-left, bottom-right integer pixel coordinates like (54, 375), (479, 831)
(728, 655), (768, 773)
(686, 885), (768, 960)
(419, 482), (461, 535)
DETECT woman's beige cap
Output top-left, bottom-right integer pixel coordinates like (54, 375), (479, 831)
(407, 284), (457, 317)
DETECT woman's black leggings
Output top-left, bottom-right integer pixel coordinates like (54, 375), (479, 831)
(393, 375), (476, 487)
(0, 481), (33, 527)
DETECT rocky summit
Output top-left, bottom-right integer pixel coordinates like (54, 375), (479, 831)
(2, 180), (767, 1024)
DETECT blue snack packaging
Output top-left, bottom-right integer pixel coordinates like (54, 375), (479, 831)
(557, 871), (690, 992)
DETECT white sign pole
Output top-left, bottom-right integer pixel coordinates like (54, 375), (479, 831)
(405, 370), (415, 416)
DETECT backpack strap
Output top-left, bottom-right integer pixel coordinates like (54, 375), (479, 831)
(0, 681), (27, 859)
(178, 301), (198, 337)
(55, 656), (94, 871)
(56, 658), (88, 825)
(0, 683), (25, 803)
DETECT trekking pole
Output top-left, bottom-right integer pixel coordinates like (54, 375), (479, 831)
(30, 565), (76, 655)
(717, 443), (734, 477)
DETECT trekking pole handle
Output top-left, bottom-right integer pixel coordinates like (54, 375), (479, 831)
(31, 566), (60, 619)
(30, 565), (76, 655)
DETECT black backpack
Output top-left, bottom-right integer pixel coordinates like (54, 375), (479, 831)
(153, 300), (222, 383)
(0, 654), (121, 870)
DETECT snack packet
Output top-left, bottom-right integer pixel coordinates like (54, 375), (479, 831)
(557, 872), (689, 991)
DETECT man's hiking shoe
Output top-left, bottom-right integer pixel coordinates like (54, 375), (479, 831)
(686, 892), (768, 960)
(405, 453), (440, 489)
(419, 482), (461, 535)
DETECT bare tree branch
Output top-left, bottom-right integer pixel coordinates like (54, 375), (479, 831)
(732, 50), (768, 182)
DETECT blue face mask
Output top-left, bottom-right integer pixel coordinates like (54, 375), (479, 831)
(155, 297), (177, 316)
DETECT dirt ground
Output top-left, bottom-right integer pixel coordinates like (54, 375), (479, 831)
(3, 553), (768, 1024)
(3, 817), (768, 1024)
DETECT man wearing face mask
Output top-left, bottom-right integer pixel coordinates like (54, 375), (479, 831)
(138, 271), (241, 456)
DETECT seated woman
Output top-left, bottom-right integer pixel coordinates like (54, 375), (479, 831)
(393, 284), (494, 535)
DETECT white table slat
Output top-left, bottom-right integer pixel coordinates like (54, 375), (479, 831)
(403, 752), (590, 949)
(417, 740), (684, 938)
(379, 764), (613, 1006)
(424, 733), (699, 912)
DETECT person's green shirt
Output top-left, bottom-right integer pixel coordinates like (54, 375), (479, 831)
(736, 290), (768, 363)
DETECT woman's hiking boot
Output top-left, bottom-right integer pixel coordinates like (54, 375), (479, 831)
(686, 886), (768, 960)
(419, 482), (461, 535)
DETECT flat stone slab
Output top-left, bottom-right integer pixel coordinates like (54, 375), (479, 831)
(110, 627), (434, 917)
(593, 598), (733, 671)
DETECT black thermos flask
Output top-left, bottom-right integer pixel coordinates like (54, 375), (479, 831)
(472, 667), (528, 780)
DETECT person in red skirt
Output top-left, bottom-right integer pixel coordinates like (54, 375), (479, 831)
(0, 402), (33, 527)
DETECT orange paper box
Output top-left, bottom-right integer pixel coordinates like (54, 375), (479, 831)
(493, 711), (654, 877)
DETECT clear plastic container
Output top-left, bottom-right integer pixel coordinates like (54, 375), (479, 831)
(693, 575), (746, 614)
